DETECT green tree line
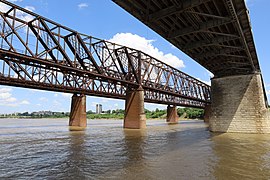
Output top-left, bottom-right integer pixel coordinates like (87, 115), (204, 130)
(87, 107), (204, 119)
(0, 107), (204, 119)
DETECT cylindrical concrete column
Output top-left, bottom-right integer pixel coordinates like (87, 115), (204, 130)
(69, 94), (87, 130)
(124, 86), (146, 129)
(166, 105), (179, 124)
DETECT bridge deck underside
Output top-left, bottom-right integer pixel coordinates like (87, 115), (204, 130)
(113, 0), (260, 77)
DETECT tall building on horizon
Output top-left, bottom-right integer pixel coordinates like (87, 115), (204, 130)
(96, 104), (102, 114)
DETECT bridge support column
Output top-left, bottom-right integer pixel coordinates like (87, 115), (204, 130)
(166, 105), (179, 124)
(209, 73), (270, 133)
(124, 86), (146, 129)
(204, 104), (211, 123)
(69, 94), (87, 130)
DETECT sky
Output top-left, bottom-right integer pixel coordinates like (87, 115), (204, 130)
(0, 0), (269, 114)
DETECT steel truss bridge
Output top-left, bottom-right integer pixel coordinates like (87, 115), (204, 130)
(0, 0), (210, 108)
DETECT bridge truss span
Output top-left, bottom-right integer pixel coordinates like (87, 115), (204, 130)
(0, 0), (210, 108)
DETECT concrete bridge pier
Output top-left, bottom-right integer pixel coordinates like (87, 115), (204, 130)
(69, 94), (87, 130)
(209, 73), (270, 133)
(204, 104), (211, 123)
(166, 105), (179, 124)
(124, 86), (146, 129)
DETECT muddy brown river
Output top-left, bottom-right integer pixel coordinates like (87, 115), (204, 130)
(0, 119), (270, 179)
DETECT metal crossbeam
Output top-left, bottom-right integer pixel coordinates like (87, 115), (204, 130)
(168, 18), (233, 39)
(0, 0), (210, 108)
(184, 36), (240, 51)
(149, 0), (211, 21)
(196, 47), (244, 59)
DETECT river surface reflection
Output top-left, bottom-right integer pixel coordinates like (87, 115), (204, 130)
(0, 119), (270, 179)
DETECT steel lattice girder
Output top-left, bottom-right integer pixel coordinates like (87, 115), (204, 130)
(0, 0), (211, 108)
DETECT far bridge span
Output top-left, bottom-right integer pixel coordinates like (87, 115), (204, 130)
(0, 0), (210, 129)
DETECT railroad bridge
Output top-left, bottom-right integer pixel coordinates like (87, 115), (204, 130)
(0, 0), (268, 133)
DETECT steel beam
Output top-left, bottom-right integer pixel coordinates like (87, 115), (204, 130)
(225, 0), (256, 71)
(196, 47), (244, 59)
(184, 36), (239, 50)
(149, 0), (211, 21)
(185, 11), (229, 20)
(168, 18), (233, 39)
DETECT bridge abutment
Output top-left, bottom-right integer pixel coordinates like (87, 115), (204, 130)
(69, 94), (87, 130)
(209, 73), (270, 133)
(166, 105), (179, 124)
(124, 86), (146, 129)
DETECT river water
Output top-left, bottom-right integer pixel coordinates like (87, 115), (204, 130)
(0, 119), (270, 179)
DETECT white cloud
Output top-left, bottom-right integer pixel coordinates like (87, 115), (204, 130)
(0, 88), (14, 102)
(6, 97), (17, 102)
(39, 97), (48, 102)
(78, 3), (88, 9)
(0, 2), (36, 25)
(53, 92), (72, 98)
(109, 33), (185, 69)
(267, 90), (270, 95)
(0, 2), (10, 13)
(24, 6), (35, 12)
(0, 87), (30, 107)
(0, 87), (12, 93)
(20, 100), (30, 105)
(61, 93), (72, 98)
(0, 92), (12, 99)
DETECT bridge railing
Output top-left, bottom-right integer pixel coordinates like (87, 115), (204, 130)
(0, 0), (210, 107)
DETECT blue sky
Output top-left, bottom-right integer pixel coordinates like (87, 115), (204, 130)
(0, 0), (269, 113)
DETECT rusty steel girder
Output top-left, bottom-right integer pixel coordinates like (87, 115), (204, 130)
(0, 0), (210, 108)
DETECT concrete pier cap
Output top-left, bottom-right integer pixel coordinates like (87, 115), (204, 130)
(209, 73), (270, 133)
(69, 93), (87, 131)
